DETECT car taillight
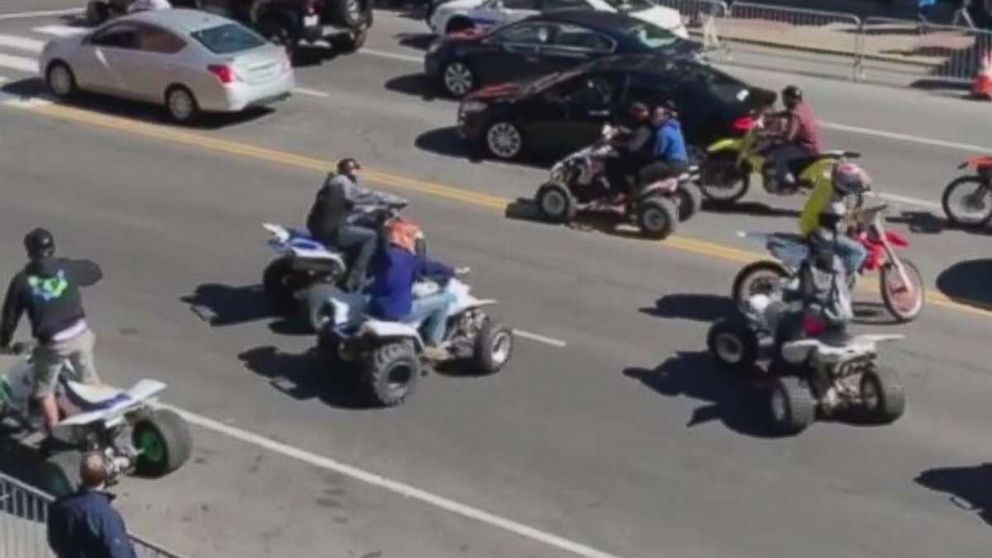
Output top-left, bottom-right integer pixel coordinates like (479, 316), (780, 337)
(732, 115), (755, 132)
(208, 64), (236, 84)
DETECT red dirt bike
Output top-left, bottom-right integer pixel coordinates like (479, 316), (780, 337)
(733, 204), (925, 323)
(942, 156), (992, 228)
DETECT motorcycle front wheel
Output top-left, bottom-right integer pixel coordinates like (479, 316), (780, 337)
(941, 176), (992, 228)
(880, 258), (925, 323)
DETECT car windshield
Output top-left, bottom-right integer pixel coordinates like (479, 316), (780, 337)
(191, 23), (266, 55)
(624, 22), (677, 49)
(600, 0), (654, 12)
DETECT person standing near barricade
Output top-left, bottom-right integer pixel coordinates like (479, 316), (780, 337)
(47, 452), (137, 558)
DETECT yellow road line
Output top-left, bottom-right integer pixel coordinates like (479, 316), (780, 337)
(20, 102), (992, 321)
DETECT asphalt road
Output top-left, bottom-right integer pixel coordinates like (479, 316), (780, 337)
(1, 5), (992, 558)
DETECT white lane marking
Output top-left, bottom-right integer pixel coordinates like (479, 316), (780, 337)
(32, 25), (88, 38)
(823, 121), (992, 153)
(292, 86), (329, 98)
(160, 403), (628, 558)
(0, 8), (83, 20)
(0, 34), (45, 53)
(0, 95), (52, 107)
(870, 191), (941, 210)
(359, 48), (422, 64)
(514, 329), (567, 348)
(0, 53), (37, 73)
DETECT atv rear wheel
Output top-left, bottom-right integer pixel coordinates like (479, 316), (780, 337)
(636, 197), (678, 239)
(768, 376), (815, 435)
(675, 182), (703, 221)
(859, 365), (905, 424)
(472, 319), (513, 374)
(132, 409), (193, 478)
(732, 260), (790, 307)
(263, 257), (299, 314)
(707, 317), (759, 371)
(365, 342), (420, 407)
(536, 182), (576, 223)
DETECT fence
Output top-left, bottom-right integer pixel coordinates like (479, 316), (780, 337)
(654, 0), (992, 87)
(1, 471), (186, 558)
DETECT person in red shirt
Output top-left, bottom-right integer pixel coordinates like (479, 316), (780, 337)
(764, 85), (823, 191)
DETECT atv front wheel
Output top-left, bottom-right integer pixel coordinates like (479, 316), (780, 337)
(859, 365), (905, 424)
(472, 319), (513, 374)
(768, 376), (815, 435)
(535, 182), (576, 223)
(365, 342), (420, 407)
(636, 197), (678, 239)
(675, 182), (703, 221)
(707, 317), (758, 371)
(132, 409), (193, 478)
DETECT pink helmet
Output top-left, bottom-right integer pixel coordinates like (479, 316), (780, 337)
(831, 162), (871, 195)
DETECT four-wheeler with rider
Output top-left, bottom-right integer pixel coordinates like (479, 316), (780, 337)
(0, 343), (192, 496)
(534, 124), (703, 239)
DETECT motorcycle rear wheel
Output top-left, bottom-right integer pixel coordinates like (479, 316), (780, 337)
(941, 176), (992, 228)
(879, 258), (924, 323)
(700, 158), (749, 205)
(732, 260), (790, 307)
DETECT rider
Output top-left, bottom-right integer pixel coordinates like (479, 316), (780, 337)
(799, 162), (869, 278)
(307, 158), (378, 292)
(765, 85), (823, 189)
(367, 219), (456, 361)
(0, 229), (104, 434)
(605, 103), (655, 200)
(637, 102), (689, 190)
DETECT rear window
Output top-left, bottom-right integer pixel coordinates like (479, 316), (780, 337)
(624, 22), (676, 49)
(191, 23), (265, 54)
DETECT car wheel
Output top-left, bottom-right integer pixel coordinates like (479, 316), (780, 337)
(484, 121), (524, 160)
(330, 0), (366, 28)
(46, 62), (77, 98)
(165, 85), (199, 123)
(441, 60), (475, 98)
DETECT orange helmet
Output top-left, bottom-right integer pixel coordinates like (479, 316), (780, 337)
(386, 218), (421, 254)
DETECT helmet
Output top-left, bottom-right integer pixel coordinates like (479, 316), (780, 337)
(386, 218), (421, 254)
(23, 228), (55, 261)
(336, 158), (361, 174)
(831, 162), (870, 195)
(782, 85), (803, 107)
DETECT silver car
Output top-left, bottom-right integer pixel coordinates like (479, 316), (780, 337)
(39, 9), (295, 122)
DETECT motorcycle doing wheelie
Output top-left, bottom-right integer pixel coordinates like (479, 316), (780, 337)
(534, 125), (703, 240)
(261, 191), (409, 317)
(708, 253), (906, 435)
(942, 155), (992, 228)
(0, 343), (192, 495)
(732, 204), (925, 323)
(699, 113), (864, 207)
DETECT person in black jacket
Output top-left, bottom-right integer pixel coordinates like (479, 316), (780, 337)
(306, 158), (378, 292)
(0, 228), (103, 434)
(48, 452), (137, 558)
(605, 103), (655, 200)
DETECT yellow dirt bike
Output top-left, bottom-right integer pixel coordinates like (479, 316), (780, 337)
(699, 114), (864, 207)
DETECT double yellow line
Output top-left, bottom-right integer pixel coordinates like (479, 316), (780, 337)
(24, 102), (992, 320)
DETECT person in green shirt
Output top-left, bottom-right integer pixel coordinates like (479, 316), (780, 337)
(799, 162), (870, 278)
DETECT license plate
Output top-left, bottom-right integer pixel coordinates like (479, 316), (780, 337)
(303, 14), (319, 27)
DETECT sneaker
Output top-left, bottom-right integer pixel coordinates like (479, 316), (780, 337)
(422, 345), (450, 361)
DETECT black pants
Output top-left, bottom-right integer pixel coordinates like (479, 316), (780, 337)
(605, 153), (645, 194)
(638, 160), (689, 186)
(765, 144), (815, 188)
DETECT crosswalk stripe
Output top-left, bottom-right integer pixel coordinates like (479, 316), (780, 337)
(0, 34), (45, 53)
(32, 25), (88, 38)
(0, 53), (38, 73)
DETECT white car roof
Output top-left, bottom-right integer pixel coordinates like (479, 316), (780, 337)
(117, 8), (237, 34)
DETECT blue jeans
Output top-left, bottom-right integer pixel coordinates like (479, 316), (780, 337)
(405, 291), (455, 346)
(833, 234), (868, 277)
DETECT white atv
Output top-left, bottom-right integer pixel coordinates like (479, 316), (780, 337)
(707, 291), (907, 435)
(313, 276), (513, 407)
(0, 345), (191, 495)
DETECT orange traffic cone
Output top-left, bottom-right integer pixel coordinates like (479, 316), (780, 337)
(972, 52), (992, 99)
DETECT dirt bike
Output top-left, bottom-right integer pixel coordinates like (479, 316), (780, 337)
(732, 204), (925, 323)
(699, 113), (863, 207)
(534, 125), (703, 240)
(0, 343), (191, 496)
(708, 290), (906, 435)
(942, 155), (992, 228)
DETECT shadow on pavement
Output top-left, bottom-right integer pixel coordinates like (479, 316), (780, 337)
(851, 301), (901, 326)
(642, 294), (737, 323)
(936, 259), (992, 310)
(1, 78), (274, 130)
(181, 283), (309, 334)
(385, 73), (441, 101)
(701, 200), (800, 219)
(396, 32), (434, 51)
(916, 463), (992, 526)
(238, 346), (375, 410)
(623, 351), (774, 438)
(885, 210), (946, 234)
(414, 127), (484, 161)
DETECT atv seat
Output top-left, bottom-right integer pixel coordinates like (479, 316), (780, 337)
(62, 381), (130, 411)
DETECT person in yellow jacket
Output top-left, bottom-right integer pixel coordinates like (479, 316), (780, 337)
(799, 162), (870, 278)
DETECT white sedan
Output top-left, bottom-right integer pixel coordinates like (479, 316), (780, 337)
(428, 0), (688, 39)
(39, 9), (295, 122)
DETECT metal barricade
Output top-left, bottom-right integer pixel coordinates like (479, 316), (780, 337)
(859, 16), (992, 85)
(0, 471), (187, 558)
(652, 0), (729, 55)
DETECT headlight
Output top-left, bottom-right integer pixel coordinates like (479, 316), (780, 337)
(460, 101), (487, 113)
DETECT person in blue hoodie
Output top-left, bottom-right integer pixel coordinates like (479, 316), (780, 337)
(367, 219), (456, 360)
(636, 102), (689, 193)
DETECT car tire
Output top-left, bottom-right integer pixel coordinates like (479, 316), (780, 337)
(440, 60), (475, 98)
(164, 85), (199, 123)
(472, 319), (513, 374)
(46, 61), (77, 99)
(365, 342), (420, 407)
(330, 0), (366, 28)
(132, 409), (193, 478)
(445, 17), (474, 34)
(484, 120), (524, 160)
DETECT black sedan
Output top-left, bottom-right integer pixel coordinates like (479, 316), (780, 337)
(425, 9), (701, 98)
(455, 53), (776, 160)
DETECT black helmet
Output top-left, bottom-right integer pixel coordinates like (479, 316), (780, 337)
(336, 158), (361, 174)
(24, 228), (55, 261)
(782, 85), (803, 107)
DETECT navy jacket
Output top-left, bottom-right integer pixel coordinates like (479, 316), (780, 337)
(368, 246), (454, 320)
(47, 489), (136, 558)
